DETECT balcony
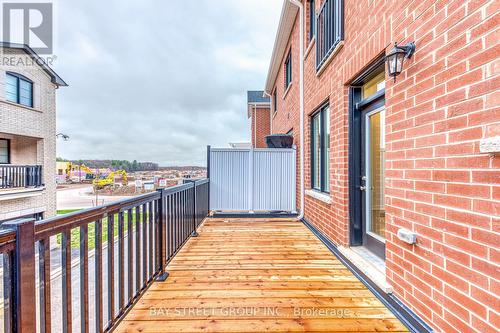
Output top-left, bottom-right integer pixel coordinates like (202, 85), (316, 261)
(0, 150), (410, 332)
(0, 165), (44, 200)
(0, 174), (409, 332)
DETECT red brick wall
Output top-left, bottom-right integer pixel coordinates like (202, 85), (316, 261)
(269, 0), (499, 332)
(250, 106), (271, 148)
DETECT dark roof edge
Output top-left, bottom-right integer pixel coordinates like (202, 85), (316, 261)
(0, 42), (68, 87)
(247, 90), (271, 104)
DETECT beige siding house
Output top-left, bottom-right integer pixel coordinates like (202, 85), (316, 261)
(0, 43), (67, 222)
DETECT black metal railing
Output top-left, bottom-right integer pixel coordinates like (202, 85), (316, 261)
(183, 178), (210, 230)
(0, 179), (209, 333)
(0, 165), (43, 189)
(316, 0), (344, 71)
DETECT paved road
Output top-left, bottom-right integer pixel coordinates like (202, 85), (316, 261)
(57, 185), (134, 210)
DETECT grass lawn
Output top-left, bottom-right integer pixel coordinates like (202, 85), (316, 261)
(56, 209), (146, 250)
(57, 209), (81, 215)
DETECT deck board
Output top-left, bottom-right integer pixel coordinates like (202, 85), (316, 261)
(115, 218), (408, 332)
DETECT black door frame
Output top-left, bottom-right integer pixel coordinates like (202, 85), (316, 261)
(359, 94), (386, 259)
(348, 57), (386, 257)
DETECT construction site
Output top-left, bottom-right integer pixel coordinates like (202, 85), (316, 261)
(56, 161), (207, 196)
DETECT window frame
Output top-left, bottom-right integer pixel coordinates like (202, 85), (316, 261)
(284, 49), (292, 89)
(5, 72), (34, 108)
(309, 0), (316, 42)
(315, 0), (344, 71)
(0, 139), (11, 164)
(310, 104), (330, 193)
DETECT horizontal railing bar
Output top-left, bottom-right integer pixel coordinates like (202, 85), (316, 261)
(0, 230), (16, 252)
(34, 192), (161, 240)
(0, 242), (16, 254)
(193, 178), (209, 186)
(162, 182), (194, 195)
(118, 195), (161, 212)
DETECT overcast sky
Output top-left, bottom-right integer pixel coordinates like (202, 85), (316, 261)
(54, 0), (282, 166)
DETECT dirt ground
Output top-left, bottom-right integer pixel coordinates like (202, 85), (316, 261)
(95, 184), (155, 196)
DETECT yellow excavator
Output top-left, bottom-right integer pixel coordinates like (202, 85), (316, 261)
(65, 163), (95, 183)
(80, 164), (95, 179)
(93, 170), (128, 189)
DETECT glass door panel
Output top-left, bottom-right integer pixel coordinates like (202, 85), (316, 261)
(366, 109), (386, 241)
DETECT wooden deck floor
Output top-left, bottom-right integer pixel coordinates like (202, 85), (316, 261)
(115, 218), (409, 332)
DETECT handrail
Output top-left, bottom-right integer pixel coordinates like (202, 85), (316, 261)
(0, 229), (16, 252)
(0, 164), (43, 189)
(0, 178), (210, 333)
(35, 192), (161, 240)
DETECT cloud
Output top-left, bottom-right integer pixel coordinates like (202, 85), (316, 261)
(54, 0), (282, 166)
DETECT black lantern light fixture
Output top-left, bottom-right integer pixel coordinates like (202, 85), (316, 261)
(386, 42), (416, 81)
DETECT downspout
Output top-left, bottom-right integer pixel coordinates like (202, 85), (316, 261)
(288, 0), (305, 220)
(263, 91), (273, 134)
(253, 104), (257, 147)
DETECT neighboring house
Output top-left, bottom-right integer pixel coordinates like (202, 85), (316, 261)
(56, 161), (71, 183)
(247, 90), (271, 148)
(259, 1), (499, 332)
(0, 43), (67, 222)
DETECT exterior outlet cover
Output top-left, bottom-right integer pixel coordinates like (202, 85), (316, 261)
(480, 136), (500, 154)
(397, 228), (417, 245)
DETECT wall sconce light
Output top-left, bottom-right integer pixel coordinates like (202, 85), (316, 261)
(386, 42), (416, 81)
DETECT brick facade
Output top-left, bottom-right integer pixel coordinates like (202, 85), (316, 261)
(0, 47), (59, 221)
(250, 106), (272, 148)
(265, 0), (499, 332)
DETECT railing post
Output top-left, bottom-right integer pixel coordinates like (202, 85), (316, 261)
(206, 145), (211, 211)
(1, 218), (36, 333)
(24, 166), (29, 188)
(192, 181), (199, 237)
(39, 165), (43, 187)
(155, 189), (168, 281)
(248, 148), (254, 213)
(186, 180), (199, 237)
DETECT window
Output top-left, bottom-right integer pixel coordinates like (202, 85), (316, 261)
(0, 139), (9, 164)
(309, 0), (316, 41)
(311, 104), (330, 192)
(316, 0), (344, 70)
(362, 71), (385, 99)
(5, 72), (33, 107)
(284, 50), (292, 89)
(273, 89), (278, 114)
